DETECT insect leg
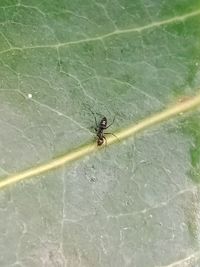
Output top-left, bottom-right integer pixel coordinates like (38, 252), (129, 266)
(93, 115), (98, 129)
(103, 136), (107, 146)
(105, 116), (115, 129)
(104, 132), (120, 142)
(87, 107), (99, 128)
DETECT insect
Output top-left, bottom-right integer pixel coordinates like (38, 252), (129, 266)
(94, 115), (116, 146)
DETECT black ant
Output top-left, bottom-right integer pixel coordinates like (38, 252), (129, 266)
(93, 115), (116, 146)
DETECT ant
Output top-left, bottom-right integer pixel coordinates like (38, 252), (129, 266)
(93, 114), (116, 146)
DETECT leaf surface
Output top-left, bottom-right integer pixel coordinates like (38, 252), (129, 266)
(1, 1), (200, 266)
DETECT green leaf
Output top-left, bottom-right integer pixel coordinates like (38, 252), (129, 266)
(1, 1), (200, 266)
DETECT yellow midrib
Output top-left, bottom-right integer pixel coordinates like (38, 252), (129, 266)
(0, 92), (200, 189)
